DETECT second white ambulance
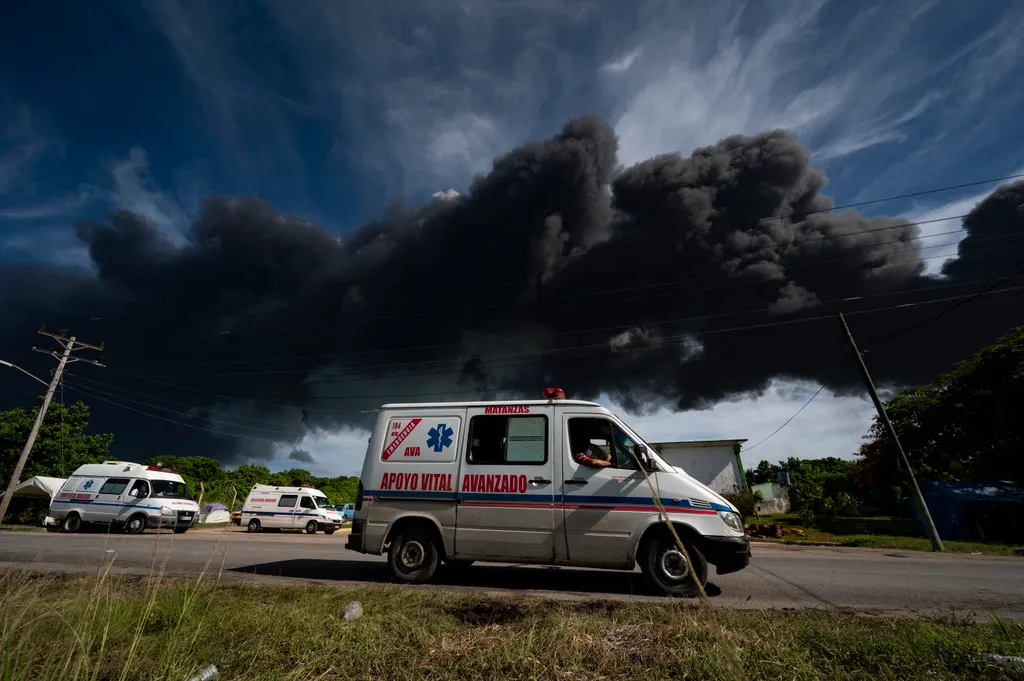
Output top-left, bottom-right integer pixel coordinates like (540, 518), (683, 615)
(240, 484), (344, 534)
(346, 389), (751, 596)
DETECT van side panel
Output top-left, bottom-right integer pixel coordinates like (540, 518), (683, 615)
(453, 405), (556, 561)
(360, 408), (464, 556)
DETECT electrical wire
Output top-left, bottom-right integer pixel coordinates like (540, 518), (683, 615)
(91, 288), (1024, 416)
(141, 271), (1022, 377)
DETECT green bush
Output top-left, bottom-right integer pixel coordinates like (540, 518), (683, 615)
(723, 488), (763, 522)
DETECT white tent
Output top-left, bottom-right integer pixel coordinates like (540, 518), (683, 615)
(1, 476), (66, 528)
(6, 476), (66, 502)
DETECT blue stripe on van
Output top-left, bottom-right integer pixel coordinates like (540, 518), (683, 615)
(242, 511), (331, 518)
(51, 499), (167, 511)
(365, 490), (731, 512)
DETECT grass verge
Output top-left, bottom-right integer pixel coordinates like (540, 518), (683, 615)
(1, 569), (1023, 680)
(754, 514), (1023, 556)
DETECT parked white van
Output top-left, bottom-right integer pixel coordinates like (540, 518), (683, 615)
(240, 484), (344, 534)
(346, 390), (751, 596)
(51, 461), (199, 534)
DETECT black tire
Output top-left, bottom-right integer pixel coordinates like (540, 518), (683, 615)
(60, 513), (82, 534)
(324, 528), (335, 535)
(123, 514), (146, 535)
(445, 559), (475, 569)
(640, 530), (708, 597)
(247, 518), (261, 533)
(387, 526), (441, 583)
(173, 527), (188, 535)
(305, 520), (318, 534)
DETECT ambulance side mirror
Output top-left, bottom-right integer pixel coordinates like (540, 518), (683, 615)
(634, 444), (652, 470)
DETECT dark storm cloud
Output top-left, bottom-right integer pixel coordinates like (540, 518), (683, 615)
(2, 117), (1021, 464)
(288, 449), (316, 464)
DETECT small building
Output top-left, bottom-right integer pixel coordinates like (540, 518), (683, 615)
(751, 481), (791, 515)
(649, 439), (748, 495)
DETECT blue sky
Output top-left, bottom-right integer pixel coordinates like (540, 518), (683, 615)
(2, 0), (1023, 474)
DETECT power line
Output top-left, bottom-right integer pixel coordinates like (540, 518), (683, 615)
(868, 260), (1024, 345)
(147, 282), (1024, 381)
(64, 378), (306, 436)
(740, 365), (845, 454)
(98, 287), (1024, 415)
(736, 263), (1024, 458)
(90, 196), (1024, 349)
(135, 234), (1024, 378)
(65, 383), (299, 443)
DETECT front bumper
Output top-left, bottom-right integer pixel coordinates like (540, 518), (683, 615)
(699, 535), (751, 575)
(148, 511), (199, 529)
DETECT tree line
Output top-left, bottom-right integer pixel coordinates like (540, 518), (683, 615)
(4, 325), (1021, 525)
(744, 325), (1023, 522)
(1, 403), (359, 523)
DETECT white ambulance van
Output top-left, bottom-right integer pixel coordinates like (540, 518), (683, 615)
(51, 461), (200, 534)
(346, 389), (751, 596)
(240, 484), (344, 534)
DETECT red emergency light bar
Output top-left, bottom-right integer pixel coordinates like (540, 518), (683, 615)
(542, 387), (565, 400)
(146, 465), (180, 474)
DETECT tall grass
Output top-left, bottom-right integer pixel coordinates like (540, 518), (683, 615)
(1, 510), (1022, 680)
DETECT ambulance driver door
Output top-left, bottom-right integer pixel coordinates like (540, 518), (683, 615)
(455, 405), (555, 561)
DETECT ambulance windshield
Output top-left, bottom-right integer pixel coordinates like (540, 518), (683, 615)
(313, 496), (333, 510)
(151, 480), (193, 500)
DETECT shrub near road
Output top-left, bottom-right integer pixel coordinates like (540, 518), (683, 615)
(1, 570), (1023, 681)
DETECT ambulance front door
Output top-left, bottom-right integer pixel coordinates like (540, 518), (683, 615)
(560, 414), (655, 567)
(455, 406), (555, 561)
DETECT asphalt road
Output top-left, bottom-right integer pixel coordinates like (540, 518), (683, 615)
(2, 529), (1022, 618)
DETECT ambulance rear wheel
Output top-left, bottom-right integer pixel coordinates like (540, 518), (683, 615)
(247, 519), (261, 533)
(305, 520), (318, 535)
(388, 528), (440, 583)
(61, 513), (82, 534)
(641, 531), (708, 597)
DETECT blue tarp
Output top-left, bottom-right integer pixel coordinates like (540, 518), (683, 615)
(913, 481), (1024, 542)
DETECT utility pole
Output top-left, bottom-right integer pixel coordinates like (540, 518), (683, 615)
(0, 327), (104, 524)
(837, 313), (943, 551)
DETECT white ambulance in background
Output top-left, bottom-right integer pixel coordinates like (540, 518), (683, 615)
(50, 461), (200, 534)
(240, 484), (344, 534)
(346, 389), (751, 596)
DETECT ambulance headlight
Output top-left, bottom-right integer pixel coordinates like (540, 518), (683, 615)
(160, 507), (175, 517)
(717, 511), (744, 532)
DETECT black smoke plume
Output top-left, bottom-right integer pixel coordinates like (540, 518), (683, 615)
(2, 117), (1022, 466)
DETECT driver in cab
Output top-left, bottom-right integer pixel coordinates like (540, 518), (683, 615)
(571, 420), (614, 468)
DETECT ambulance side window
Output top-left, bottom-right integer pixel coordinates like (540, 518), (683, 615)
(467, 415), (547, 465)
(299, 497), (315, 509)
(278, 495), (298, 508)
(98, 478), (130, 495)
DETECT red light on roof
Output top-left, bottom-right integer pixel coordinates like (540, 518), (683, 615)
(542, 387), (565, 400)
(168, 468), (180, 474)
(146, 465), (163, 471)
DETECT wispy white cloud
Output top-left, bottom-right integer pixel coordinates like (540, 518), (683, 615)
(111, 146), (189, 243)
(0, 102), (53, 195)
(0, 185), (98, 221)
(600, 46), (641, 74)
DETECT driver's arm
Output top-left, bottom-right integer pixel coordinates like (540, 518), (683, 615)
(573, 446), (613, 468)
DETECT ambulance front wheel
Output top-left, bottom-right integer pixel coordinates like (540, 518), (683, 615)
(247, 519), (261, 533)
(641, 530), (708, 598)
(387, 527), (440, 583)
(305, 520), (318, 534)
(324, 528), (335, 535)
(60, 513), (83, 534)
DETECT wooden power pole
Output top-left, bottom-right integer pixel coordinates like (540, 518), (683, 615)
(0, 327), (104, 524)
(837, 313), (943, 551)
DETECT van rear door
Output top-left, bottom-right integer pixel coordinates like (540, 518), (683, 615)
(455, 405), (555, 561)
